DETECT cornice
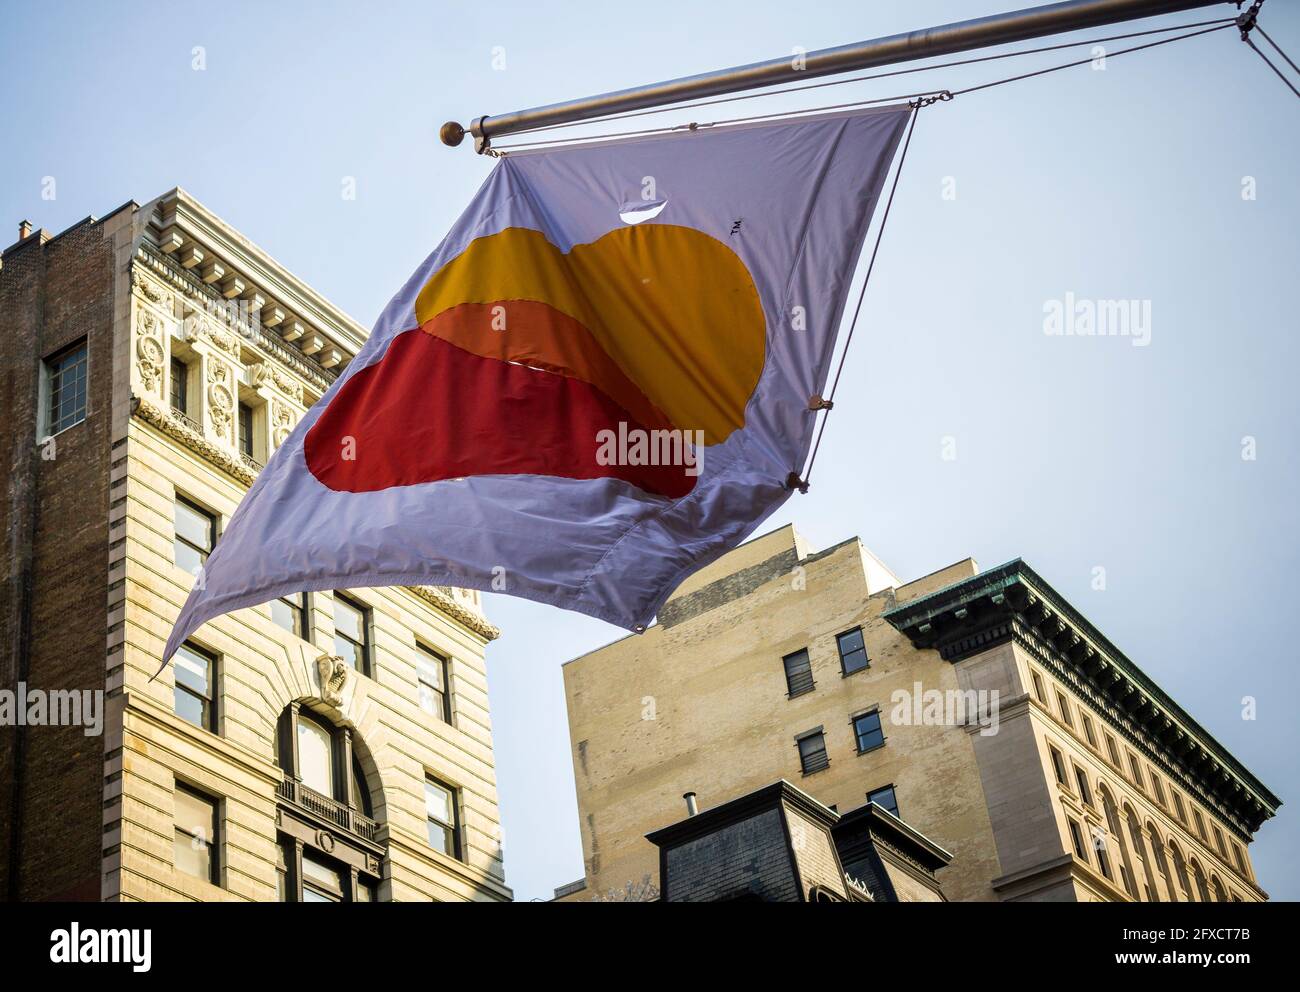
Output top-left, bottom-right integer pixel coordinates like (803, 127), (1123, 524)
(883, 561), (1281, 841)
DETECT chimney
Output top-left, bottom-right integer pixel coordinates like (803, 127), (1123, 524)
(683, 791), (698, 817)
(18, 220), (32, 240)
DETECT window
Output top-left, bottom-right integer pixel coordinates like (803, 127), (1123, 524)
(1048, 744), (1068, 786)
(424, 777), (461, 859)
(1074, 766), (1093, 807)
(867, 785), (899, 817)
(852, 710), (885, 753)
(237, 401), (254, 457)
(1127, 752), (1144, 789)
(836, 627), (869, 675)
(1232, 842), (1248, 876)
(170, 357), (188, 413)
(1092, 829), (1113, 880)
(1030, 670), (1047, 704)
(296, 716), (335, 797)
(1081, 714), (1097, 748)
(796, 730), (829, 775)
(1067, 817), (1089, 862)
(1055, 691), (1073, 728)
(1150, 773), (1166, 808)
(1212, 824), (1227, 859)
(1105, 733), (1121, 767)
(416, 644), (451, 723)
(333, 594), (371, 675)
(173, 642), (216, 731)
(301, 851), (346, 903)
(173, 785), (219, 885)
(1192, 808), (1207, 841)
(782, 649), (814, 698)
(45, 341), (88, 434)
(1172, 791), (1187, 823)
(270, 592), (309, 640)
(173, 496), (216, 576)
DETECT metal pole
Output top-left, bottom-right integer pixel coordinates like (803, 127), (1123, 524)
(440, 0), (1230, 149)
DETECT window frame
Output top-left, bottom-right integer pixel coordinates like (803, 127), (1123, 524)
(1055, 690), (1073, 729)
(1048, 743), (1069, 787)
(43, 339), (89, 437)
(835, 626), (869, 676)
(270, 591), (311, 641)
(867, 784), (899, 818)
(1127, 751), (1145, 790)
(424, 775), (462, 860)
(173, 783), (220, 886)
(173, 640), (218, 732)
(851, 709), (886, 754)
(237, 400), (254, 457)
(795, 729), (830, 775)
(416, 643), (452, 724)
(1067, 816), (1089, 863)
(781, 648), (815, 699)
(1030, 670), (1047, 704)
(332, 592), (373, 677)
(1104, 733), (1121, 767)
(170, 355), (189, 415)
(1081, 713), (1097, 748)
(1073, 763), (1093, 807)
(173, 494), (217, 576)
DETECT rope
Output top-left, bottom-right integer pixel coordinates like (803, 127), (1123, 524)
(800, 105), (921, 491)
(1256, 25), (1299, 77)
(1245, 36), (1300, 98)
(501, 17), (1237, 139)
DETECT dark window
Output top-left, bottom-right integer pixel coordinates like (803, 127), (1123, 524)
(170, 357), (188, 413)
(424, 777), (461, 859)
(1067, 817), (1089, 862)
(174, 496), (216, 576)
(797, 731), (829, 775)
(1172, 791), (1187, 823)
(836, 627), (869, 675)
(46, 341), (88, 434)
(174, 642), (216, 731)
(1127, 752), (1144, 789)
(1031, 670), (1047, 703)
(417, 644), (451, 723)
(174, 785), (219, 885)
(1081, 714), (1097, 748)
(1074, 766), (1093, 806)
(867, 785), (899, 817)
(1233, 843), (1247, 876)
(333, 594), (371, 675)
(1055, 691), (1073, 728)
(852, 710), (885, 753)
(1212, 825), (1228, 859)
(1049, 744), (1068, 786)
(238, 401), (254, 456)
(1192, 808), (1206, 841)
(1150, 773), (1166, 808)
(1093, 830), (1113, 879)
(1105, 734), (1121, 767)
(782, 649), (814, 697)
(271, 592), (309, 640)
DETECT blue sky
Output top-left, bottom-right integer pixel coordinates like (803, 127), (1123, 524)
(3, 0), (1296, 901)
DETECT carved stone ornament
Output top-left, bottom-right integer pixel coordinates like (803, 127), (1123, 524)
(315, 654), (349, 707)
(131, 268), (172, 310)
(271, 400), (295, 448)
(249, 361), (306, 405)
(135, 334), (165, 397)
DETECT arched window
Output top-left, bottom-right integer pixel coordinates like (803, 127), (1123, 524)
(1146, 823), (1175, 901)
(1100, 785), (1138, 899)
(275, 702), (385, 902)
(1125, 805), (1159, 902)
(1190, 860), (1210, 902)
(1209, 874), (1228, 903)
(1169, 840), (1193, 901)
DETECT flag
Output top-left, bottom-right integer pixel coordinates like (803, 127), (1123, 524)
(163, 104), (911, 662)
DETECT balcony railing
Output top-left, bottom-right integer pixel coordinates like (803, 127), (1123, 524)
(277, 778), (380, 843)
(171, 406), (203, 435)
(238, 450), (264, 473)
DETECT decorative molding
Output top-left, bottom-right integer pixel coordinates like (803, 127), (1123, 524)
(248, 360), (305, 404)
(131, 393), (255, 486)
(315, 654), (349, 708)
(407, 585), (499, 642)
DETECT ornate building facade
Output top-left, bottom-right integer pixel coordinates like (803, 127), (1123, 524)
(0, 191), (510, 901)
(556, 525), (1278, 902)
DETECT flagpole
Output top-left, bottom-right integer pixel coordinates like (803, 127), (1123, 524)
(440, 0), (1231, 150)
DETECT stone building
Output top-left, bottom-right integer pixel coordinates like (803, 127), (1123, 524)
(0, 192), (510, 901)
(556, 525), (1279, 902)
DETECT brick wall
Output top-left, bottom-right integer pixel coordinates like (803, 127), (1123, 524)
(0, 216), (119, 900)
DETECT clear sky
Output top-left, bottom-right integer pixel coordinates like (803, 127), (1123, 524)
(3, 0), (1295, 902)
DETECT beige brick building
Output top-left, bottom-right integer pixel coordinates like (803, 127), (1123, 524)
(0, 191), (510, 901)
(557, 525), (1278, 902)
